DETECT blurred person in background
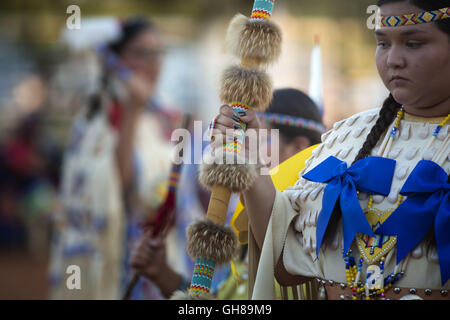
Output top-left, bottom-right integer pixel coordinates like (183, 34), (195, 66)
(129, 88), (325, 299)
(49, 16), (180, 300)
(0, 111), (60, 256)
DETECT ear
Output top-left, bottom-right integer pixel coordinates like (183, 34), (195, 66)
(280, 136), (311, 163)
(291, 136), (311, 152)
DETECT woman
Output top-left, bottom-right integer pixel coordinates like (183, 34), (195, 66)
(212, 0), (449, 300)
(50, 17), (177, 300)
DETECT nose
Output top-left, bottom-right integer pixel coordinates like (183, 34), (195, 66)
(386, 44), (406, 69)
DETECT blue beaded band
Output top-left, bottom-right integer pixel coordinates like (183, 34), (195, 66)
(257, 112), (326, 134)
(189, 258), (216, 298)
(250, 0), (275, 21)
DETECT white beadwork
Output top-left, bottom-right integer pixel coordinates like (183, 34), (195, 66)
(333, 120), (345, 131)
(306, 211), (313, 227)
(308, 210), (317, 227)
(352, 126), (365, 139)
(363, 113), (377, 123)
(437, 126), (448, 140)
(395, 166), (409, 180)
(418, 125), (429, 139)
(372, 195), (384, 204)
(321, 130), (332, 142)
(338, 128), (351, 143)
(387, 186), (400, 204)
(346, 115), (359, 126)
(300, 188), (313, 202)
(312, 144), (324, 157)
(423, 147), (437, 161)
(388, 147), (402, 159)
(430, 249), (439, 264)
(325, 134), (337, 149)
(406, 147), (419, 160)
(412, 245), (423, 259)
(304, 235), (312, 252)
(310, 185), (324, 201)
(338, 146), (353, 159)
(400, 124), (410, 140)
(295, 215), (304, 232)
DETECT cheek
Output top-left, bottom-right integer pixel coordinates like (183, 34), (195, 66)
(375, 50), (389, 83)
(411, 48), (450, 95)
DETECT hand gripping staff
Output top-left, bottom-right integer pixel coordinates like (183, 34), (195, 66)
(172, 0), (282, 300)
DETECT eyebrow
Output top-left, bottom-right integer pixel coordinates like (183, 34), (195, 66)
(375, 29), (428, 37)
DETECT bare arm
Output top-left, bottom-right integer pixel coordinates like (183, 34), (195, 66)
(241, 173), (275, 250)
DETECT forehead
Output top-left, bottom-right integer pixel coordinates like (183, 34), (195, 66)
(127, 30), (163, 49)
(379, 1), (423, 16)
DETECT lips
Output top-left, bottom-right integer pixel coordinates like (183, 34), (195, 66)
(390, 75), (409, 82)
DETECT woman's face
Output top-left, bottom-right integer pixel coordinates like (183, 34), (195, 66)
(120, 30), (164, 93)
(375, 2), (450, 115)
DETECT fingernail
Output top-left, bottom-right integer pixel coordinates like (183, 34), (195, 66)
(231, 115), (241, 123)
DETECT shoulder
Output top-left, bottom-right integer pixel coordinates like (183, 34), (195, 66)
(304, 108), (381, 173)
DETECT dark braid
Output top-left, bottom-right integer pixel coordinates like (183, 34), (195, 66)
(353, 94), (401, 164)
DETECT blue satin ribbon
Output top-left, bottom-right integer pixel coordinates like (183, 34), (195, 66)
(376, 160), (450, 285)
(303, 156), (396, 258)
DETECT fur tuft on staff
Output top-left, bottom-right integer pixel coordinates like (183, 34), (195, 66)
(177, 0), (282, 300)
(199, 153), (257, 192)
(226, 11), (282, 65)
(219, 65), (273, 113)
(186, 220), (238, 265)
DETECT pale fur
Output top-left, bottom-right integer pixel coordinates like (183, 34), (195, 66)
(186, 220), (238, 266)
(199, 152), (258, 192)
(226, 14), (282, 64)
(239, 19), (282, 64)
(225, 13), (249, 59)
(220, 65), (273, 112)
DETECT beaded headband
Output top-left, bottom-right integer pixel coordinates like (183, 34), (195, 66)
(250, 0), (275, 21)
(257, 112), (326, 134)
(380, 7), (450, 27)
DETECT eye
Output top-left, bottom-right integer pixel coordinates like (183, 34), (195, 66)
(406, 41), (423, 49)
(377, 41), (389, 49)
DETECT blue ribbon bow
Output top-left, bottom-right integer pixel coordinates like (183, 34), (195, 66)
(303, 156), (396, 258)
(376, 160), (450, 285)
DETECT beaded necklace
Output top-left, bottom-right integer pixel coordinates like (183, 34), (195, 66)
(344, 107), (450, 300)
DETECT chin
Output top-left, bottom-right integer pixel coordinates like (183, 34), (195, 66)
(390, 88), (416, 106)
